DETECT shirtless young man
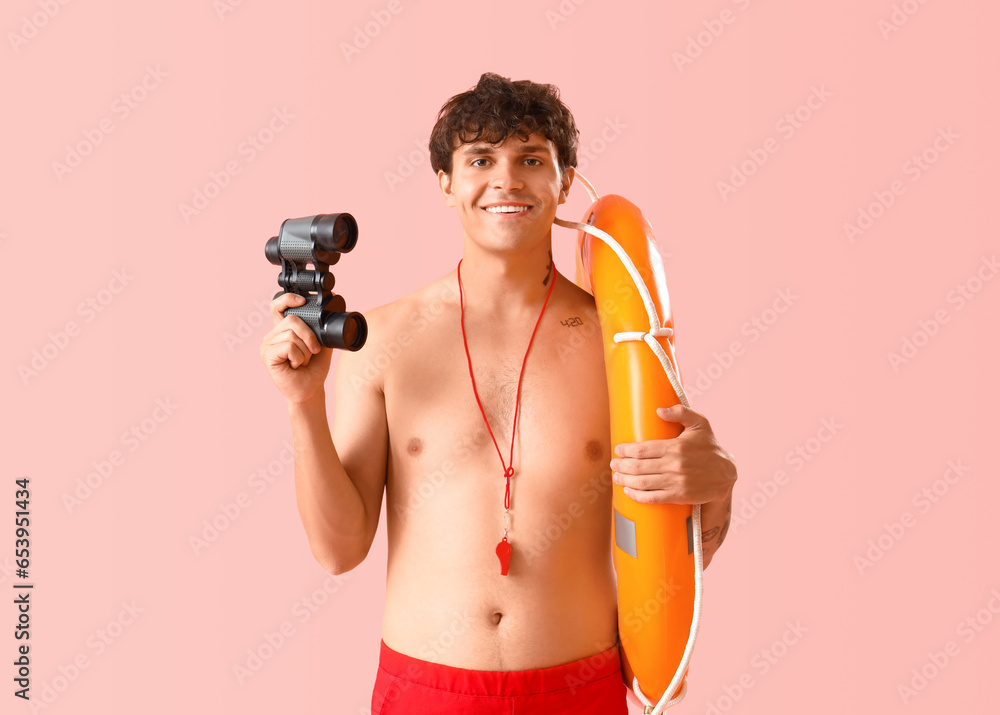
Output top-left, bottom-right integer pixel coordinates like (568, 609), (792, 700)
(260, 73), (737, 714)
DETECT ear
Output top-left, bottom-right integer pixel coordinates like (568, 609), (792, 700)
(438, 169), (457, 208)
(557, 166), (575, 205)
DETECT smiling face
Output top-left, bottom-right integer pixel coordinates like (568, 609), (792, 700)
(438, 133), (574, 254)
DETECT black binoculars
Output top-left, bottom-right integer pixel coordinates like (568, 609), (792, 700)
(265, 213), (367, 351)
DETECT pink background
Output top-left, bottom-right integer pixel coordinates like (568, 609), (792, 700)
(4, 0), (998, 712)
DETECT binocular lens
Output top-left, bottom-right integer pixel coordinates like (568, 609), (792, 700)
(341, 315), (364, 351)
(313, 214), (358, 254)
(321, 311), (367, 351)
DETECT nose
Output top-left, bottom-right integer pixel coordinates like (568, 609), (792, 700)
(490, 159), (525, 192)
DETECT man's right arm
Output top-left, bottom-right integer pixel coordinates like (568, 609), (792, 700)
(261, 294), (388, 575)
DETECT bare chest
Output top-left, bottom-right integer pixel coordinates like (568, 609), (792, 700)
(383, 313), (610, 482)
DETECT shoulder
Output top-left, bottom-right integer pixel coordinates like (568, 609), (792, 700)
(337, 270), (461, 390)
(364, 269), (461, 334)
(551, 271), (599, 328)
(557, 272), (598, 312)
(540, 272), (606, 367)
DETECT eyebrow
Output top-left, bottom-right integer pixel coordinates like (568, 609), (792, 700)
(461, 143), (550, 156)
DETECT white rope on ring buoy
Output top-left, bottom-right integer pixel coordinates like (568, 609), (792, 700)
(554, 173), (704, 715)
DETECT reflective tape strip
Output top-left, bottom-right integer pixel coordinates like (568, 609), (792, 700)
(615, 508), (638, 558)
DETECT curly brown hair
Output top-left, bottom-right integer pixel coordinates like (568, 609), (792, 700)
(429, 72), (579, 175)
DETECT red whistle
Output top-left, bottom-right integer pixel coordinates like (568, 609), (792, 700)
(496, 537), (511, 576)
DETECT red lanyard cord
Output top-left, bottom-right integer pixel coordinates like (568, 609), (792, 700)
(457, 258), (557, 573)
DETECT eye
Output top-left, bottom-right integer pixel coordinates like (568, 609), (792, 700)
(471, 158), (490, 167)
(524, 158), (543, 166)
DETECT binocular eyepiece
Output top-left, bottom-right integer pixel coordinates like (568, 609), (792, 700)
(266, 213), (367, 352)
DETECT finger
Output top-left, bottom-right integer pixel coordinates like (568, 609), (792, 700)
(656, 404), (705, 431)
(286, 340), (313, 369)
(277, 316), (322, 355)
(270, 293), (307, 325)
(613, 470), (671, 492)
(262, 338), (309, 370)
(612, 439), (670, 460)
(621, 486), (684, 505)
(610, 454), (673, 476)
(266, 329), (314, 368)
(623, 479), (708, 505)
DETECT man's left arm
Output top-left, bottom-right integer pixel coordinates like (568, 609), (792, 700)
(609, 404), (737, 569)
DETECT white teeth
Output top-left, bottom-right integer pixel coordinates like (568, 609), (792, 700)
(484, 205), (529, 214)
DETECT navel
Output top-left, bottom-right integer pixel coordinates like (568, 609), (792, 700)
(407, 437), (423, 456)
(585, 439), (604, 462)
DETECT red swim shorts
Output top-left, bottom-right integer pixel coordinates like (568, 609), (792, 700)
(370, 639), (628, 714)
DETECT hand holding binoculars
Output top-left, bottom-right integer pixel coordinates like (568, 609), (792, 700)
(265, 213), (367, 351)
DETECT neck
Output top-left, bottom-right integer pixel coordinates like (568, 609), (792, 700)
(457, 239), (556, 318)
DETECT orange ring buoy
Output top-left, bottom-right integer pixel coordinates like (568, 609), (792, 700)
(556, 176), (702, 714)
